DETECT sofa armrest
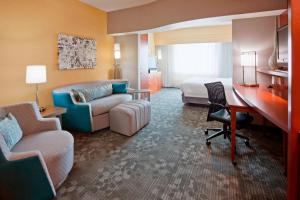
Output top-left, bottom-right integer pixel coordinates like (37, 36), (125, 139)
(4, 102), (61, 136)
(0, 150), (56, 200)
(53, 92), (93, 132)
(63, 103), (93, 132)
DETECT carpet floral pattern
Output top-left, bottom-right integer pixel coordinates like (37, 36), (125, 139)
(56, 89), (286, 200)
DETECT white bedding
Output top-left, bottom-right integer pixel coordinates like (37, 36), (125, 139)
(180, 77), (232, 98)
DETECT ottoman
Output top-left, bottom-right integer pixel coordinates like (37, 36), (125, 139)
(109, 100), (151, 136)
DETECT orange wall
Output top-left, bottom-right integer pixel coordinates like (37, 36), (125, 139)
(0, 0), (114, 107)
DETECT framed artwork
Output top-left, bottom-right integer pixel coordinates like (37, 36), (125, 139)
(58, 33), (96, 70)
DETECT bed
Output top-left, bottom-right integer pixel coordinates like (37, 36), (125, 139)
(181, 77), (232, 105)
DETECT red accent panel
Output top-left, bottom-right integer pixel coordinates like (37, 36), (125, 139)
(288, 0), (300, 199)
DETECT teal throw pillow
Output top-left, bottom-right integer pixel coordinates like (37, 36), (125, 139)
(112, 83), (127, 94)
(0, 113), (23, 150)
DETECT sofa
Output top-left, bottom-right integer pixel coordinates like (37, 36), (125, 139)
(0, 102), (74, 199)
(52, 80), (133, 133)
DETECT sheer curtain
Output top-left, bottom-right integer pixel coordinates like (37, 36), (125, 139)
(157, 43), (232, 87)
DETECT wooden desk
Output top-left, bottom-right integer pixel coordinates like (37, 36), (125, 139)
(227, 84), (288, 164)
(233, 84), (288, 132)
(225, 89), (256, 164)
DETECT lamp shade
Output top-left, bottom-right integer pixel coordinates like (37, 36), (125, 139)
(114, 43), (120, 51)
(114, 51), (121, 59)
(241, 51), (257, 66)
(26, 65), (47, 84)
(148, 56), (157, 68)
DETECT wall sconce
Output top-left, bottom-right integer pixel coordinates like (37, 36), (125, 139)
(114, 43), (121, 60)
(157, 49), (162, 60)
(114, 43), (121, 79)
(241, 51), (259, 87)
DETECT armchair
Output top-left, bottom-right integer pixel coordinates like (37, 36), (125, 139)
(0, 148), (55, 200)
(0, 102), (74, 198)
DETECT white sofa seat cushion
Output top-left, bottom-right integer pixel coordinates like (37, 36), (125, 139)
(12, 130), (74, 188)
(90, 94), (132, 116)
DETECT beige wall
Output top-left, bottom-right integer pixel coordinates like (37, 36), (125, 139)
(154, 25), (232, 45)
(108, 0), (287, 34)
(115, 34), (139, 89)
(148, 33), (156, 57)
(232, 16), (276, 84)
(0, 0), (114, 106)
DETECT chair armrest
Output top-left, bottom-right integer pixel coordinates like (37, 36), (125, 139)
(0, 150), (56, 199)
(5, 102), (61, 136)
(7, 150), (56, 195)
(208, 102), (231, 114)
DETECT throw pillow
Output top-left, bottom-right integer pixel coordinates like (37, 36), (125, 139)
(78, 83), (113, 102)
(0, 113), (23, 150)
(112, 83), (127, 94)
(0, 108), (8, 120)
(71, 89), (86, 103)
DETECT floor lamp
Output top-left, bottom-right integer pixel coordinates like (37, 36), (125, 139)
(114, 43), (121, 79)
(26, 65), (47, 111)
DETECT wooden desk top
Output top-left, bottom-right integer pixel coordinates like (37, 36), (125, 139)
(225, 89), (249, 108)
(233, 84), (288, 132)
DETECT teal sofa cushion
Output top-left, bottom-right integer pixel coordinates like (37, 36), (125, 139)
(112, 83), (127, 94)
(0, 113), (23, 150)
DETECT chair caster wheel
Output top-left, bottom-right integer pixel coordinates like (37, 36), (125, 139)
(244, 140), (250, 147)
(206, 141), (211, 146)
(205, 130), (208, 135)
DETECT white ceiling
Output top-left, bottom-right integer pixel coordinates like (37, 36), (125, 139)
(80, 0), (157, 12)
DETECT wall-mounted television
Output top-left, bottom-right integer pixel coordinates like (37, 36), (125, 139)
(277, 25), (288, 67)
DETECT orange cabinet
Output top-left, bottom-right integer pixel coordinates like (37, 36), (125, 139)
(148, 71), (162, 93)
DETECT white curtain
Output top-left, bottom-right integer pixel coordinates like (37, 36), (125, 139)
(157, 43), (232, 87)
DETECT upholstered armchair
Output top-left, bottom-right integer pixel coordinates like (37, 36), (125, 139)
(0, 102), (74, 199)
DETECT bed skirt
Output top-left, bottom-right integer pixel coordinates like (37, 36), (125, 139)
(182, 93), (209, 106)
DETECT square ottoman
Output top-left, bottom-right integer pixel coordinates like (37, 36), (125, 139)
(109, 100), (151, 136)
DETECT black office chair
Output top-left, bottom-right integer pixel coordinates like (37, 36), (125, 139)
(204, 82), (253, 146)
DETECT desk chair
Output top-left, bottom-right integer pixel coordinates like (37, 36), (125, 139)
(204, 82), (252, 146)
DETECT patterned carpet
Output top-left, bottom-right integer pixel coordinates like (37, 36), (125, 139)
(56, 89), (286, 200)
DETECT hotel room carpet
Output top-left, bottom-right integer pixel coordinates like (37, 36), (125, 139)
(56, 88), (286, 200)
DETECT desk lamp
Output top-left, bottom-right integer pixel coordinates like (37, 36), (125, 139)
(241, 51), (259, 87)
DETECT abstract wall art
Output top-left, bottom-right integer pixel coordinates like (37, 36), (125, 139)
(58, 34), (96, 70)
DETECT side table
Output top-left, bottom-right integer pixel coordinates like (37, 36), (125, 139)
(41, 106), (67, 122)
(130, 89), (151, 101)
